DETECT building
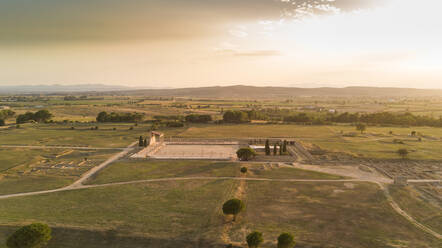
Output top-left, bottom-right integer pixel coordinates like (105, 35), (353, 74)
(148, 131), (164, 146)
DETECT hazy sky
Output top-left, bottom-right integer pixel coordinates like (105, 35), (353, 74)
(1, 0), (441, 88)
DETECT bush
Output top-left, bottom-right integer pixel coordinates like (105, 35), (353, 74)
(240, 167), (248, 174)
(277, 233), (295, 248)
(246, 231), (263, 248)
(397, 148), (409, 159)
(0, 119), (5, 126)
(236, 147), (257, 161)
(7, 223), (52, 248)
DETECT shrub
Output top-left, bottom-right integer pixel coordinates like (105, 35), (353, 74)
(246, 231), (263, 248)
(236, 148), (257, 161)
(7, 223), (52, 248)
(240, 167), (248, 174)
(277, 233), (295, 248)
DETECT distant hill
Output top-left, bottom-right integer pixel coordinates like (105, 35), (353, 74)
(1, 84), (442, 98)
(120, 85), (442, 98)
(0, 84), (134, 94)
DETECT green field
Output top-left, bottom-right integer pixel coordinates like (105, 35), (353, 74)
(87, 160), (344, 185)
(0, 123), (143, 148)
(168, 124), (442, 160)
(0, 180), (439, 248)
(230, 181), (441, 248)
(0, 180), (238, 248)
(389, 185), (442, 234)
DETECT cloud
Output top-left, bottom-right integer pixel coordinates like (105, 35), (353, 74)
(0, 0), (383, 45)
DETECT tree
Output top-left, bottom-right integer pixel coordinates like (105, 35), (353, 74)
(265, 140), (271, 156)
(7, 223), (52, 248)
(144, 138), (148, 147)
(240, 167), (248, 174)
(16, 110), (52, 124)
(33, 110), (53, 123)
(397, 148), (409, 159)
(277, 233), (295, 248)
(356, 123), (366, 134)
(139, 136), (144, 147)
(236, 148), (257, 161)
(273, 143), (277, 156)
(246, 231), (263, 248)
(282, 140), (287, 153)
(222, 199), (245, 221)
(0, 119), (5, 126)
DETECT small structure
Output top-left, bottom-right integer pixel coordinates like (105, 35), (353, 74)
(394, 176), (408, 186)
(148, 131), (164, 146)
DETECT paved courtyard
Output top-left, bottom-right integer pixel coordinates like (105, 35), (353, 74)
(150, 144), (239, 160)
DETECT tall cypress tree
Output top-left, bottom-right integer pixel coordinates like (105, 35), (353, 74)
(139, 136), (144, 147)
(265, 139), (271, 156)
(283, 140), (287, 153)
(279, 143), (283, 155)
(144, 138), (148, 147)
(273, 143), (277, 156)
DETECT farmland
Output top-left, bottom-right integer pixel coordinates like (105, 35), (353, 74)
(0, 93), (440, 247)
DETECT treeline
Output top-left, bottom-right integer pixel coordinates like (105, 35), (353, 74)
(96, 112), (144, 123)
(16, 110), (53, 124)
(184, 114), (212, 123)
(284, 112), (442, 127)
(222, 110), (267, 123)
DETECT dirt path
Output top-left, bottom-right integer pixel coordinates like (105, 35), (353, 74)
(0, 145), (126, 150)
(67, 141), (138, 188)
(377, 182), (442, 239)
(221, 169), (248, 246)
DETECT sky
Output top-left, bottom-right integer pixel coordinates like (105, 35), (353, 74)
(0, 0), (441, 89)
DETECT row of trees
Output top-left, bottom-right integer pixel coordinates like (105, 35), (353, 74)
(96, 111), (144, 123)
(139, 136), (149, 147)
(184, 114), (212, 123)
(222, 198), (295, 248)
(285, 111), (442, 127)
(265, 140), (288, 156)
(16, 110), (52, 124)
(222, 110), (268, 123)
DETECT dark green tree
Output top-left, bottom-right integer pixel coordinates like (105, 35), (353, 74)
(240, 167), (248, 174)
(222, 199), (245, 221)
(273, 143), (277, 156)
(7, 223), (52, 248)
(277, 233), (295, 248)
(139, 136), (144, 147)
(144, 138), (148, 147)
(0, 119), (5, 126)
(282, 140), (287, 153)
(236, 148), (257, 161)
(265, 140), (271, 156)
(246, 231), (263, 248)
(33, 110), (53, 123)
